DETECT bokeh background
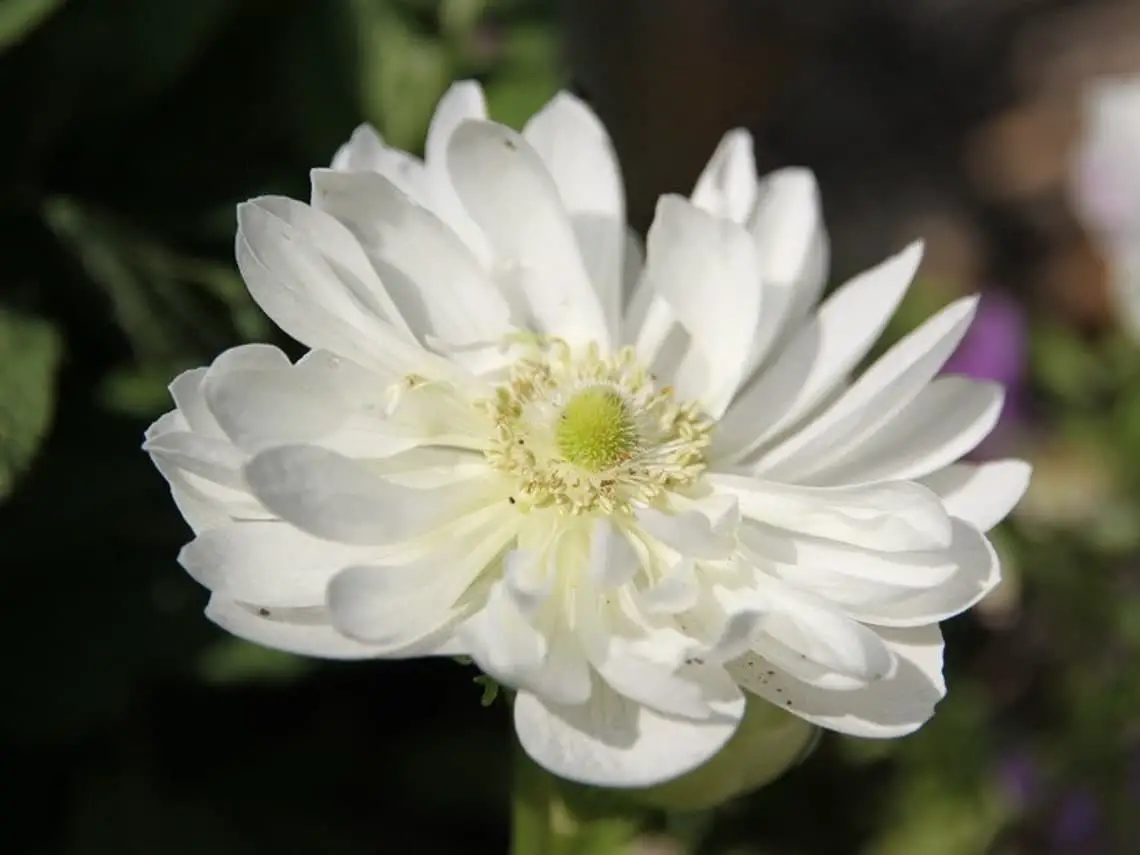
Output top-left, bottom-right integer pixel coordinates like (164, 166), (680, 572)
(2, 0), (1139, 852)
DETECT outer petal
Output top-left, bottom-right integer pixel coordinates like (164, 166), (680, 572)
(423, 81), (492, 261)
(524, 92), (626, 341)
(800, 377), (1004, 485)
(311, 168), (512, 345)
(754, 295), (980, 480)
(635, 507), (736, 560)
(241, 196), (412, 334)
(446, 119), (609, 348)
(513, 678), (745, 788)
(711, 474), (953, 552)
(205, 596), (382, 660)
(328, 507), (518, 653)
(714, 241), (923, 465)
(746, 168), (829, 367)
(719, 576), (896, 688)
(919, 460), (1032, 532)
(642, 195), (761, 416)
(690, 129), (757, 223)
(330, 124), (426, 201)
(235, 199), (441, 376)
(728, 625), (945, 738)
(202, 351), (350, 454)
(144, 432), (247, 491)
(169, 367), (223, 437)
(244, 445), (497, 546)
(849, 519), (1001, 627)
(179, 521), (372, 607)
(461, 579), (592, 707)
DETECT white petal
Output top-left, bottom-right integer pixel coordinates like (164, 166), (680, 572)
(621, 228), (645, 313)
(446, 119), (610, 347)
(574, 578), (739, 719)
(504, 548), (554, 618)
(328, 508), (516, 652)
(144, 432), (247, 490)
(203, 343), (292, 375)
(722, 575), (895, 685)
(756, 295), (981, 480)
(748, 168), (830, 358)
(636, 559), (700, 614)
(235, 199), (438, 375)
(849, 519), (1000, 627)
(635, 507), (735, 560)
(422, 81), (493, 259)
(202, 354), (348, 454)
(524, 92), (626, 340)
(149, 454), (233, 533)
(244, 445), (494, 545)
(740, 522), (957, 590)
(462, 578), (594, 707)
(801, 377), (1004, 484)
(310, 169), (512, 345)
(712, 474), (953, 552)
(513, 679), (745, 788)
(758, 609), (895, 688)
(586, 519), (641, 589)
(728, 624), (945, 737)
(180, 521), (370, 607)
(205, 596), (381, 660)
(149, 447), (266, 532)
(920, 459), (1032, 532)
(426, 81), (489, 168)
(714, 241), (923, 465)
(691, 129), (757, 223)
(592, 638), (737, 719)
(241, 195), (412, 334)
(643, 195), (762, 415)
(169, 367), (221, 436)
(330, 124), (426, 199)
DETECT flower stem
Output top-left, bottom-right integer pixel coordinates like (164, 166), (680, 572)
(510, 738), (644, 855)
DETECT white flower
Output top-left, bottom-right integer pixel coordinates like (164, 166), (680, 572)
(1072, 75), (1140, 337)
(146, 81), (1030, 789)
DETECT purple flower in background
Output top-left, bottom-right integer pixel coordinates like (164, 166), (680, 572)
(942, 289), (1028, 458)
(1052, 788), (1101, 852)
(997, 750), (1041, 808)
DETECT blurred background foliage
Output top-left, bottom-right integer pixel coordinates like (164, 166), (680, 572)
(1, 0), (1139, 853)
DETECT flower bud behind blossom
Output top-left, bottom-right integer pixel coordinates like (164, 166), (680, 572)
(1072, 75), (1140, 339)
(145, 81), (1031, 791)
(629, 696), (817, 811)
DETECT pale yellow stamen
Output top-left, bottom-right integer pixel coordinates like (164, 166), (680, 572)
(475, 338), (713, 515)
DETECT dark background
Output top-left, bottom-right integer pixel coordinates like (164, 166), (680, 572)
(2, 1), (1139, 852)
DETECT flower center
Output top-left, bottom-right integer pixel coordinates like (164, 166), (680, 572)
(556, 386), (639, 472)
(477, 338), (713, 515)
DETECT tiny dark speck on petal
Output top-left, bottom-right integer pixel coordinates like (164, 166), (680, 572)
(508, 497), (517, 504)
(258, 608), (271, 617)
(785, 700), (792, 706)
(505, 138), (518, 150)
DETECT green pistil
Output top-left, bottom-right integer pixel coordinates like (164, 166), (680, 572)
(556, 386), (639, 472)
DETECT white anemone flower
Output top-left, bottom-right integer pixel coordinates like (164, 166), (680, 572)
(146, 81), (1030, 788)
(1072, 75), (1140, 338)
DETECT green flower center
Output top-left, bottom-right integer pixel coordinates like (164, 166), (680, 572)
(556, 386), (639, 472)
